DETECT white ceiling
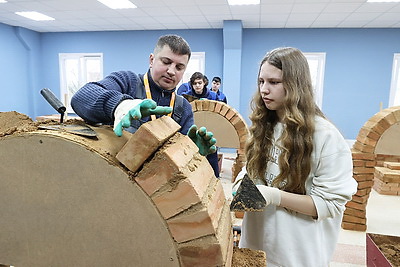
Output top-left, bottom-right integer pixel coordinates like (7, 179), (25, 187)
(0, 0), (400, 33)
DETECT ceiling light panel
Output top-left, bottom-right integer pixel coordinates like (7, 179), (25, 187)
(228, 0), (260, 5)
(15, 11), (55, 21)
(97, 0), (137, 9)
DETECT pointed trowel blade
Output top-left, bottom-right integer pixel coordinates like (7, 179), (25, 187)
(230, 174), (266, 212)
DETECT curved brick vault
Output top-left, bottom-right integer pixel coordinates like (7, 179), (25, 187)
(342, 106), (400, 231)
(0, 113), (233, 266)
(190, 100), (249, 181)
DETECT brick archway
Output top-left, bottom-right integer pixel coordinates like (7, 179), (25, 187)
(190, 100), (249, 181)
(342, 106), (400, 231)
(0, 113), (234, 266)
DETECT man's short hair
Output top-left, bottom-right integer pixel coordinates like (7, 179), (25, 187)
(212, 76), (221, 83)
(154, 34), (191, 59)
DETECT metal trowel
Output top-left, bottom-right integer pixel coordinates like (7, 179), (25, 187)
(39, 88), (97, 138)
(230, 174), (266, 212)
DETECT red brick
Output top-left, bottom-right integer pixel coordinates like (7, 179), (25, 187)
(357, 180), (374, 189)
(177, 204), (232, 267)
(152, 155), (214, 219)
(345, 200), (366, 211)
(353, 173), (374, 182)
(375, 167), (400, 183)
(344, 207), (366, 219)
(353, 166), (374, 175)
(352, 151), (375, 160)
(384, 162), (400, 170)
(353, 160), (365, 167)
(219, 104), (230, 117)
(167, 178), (226, 243)
(116, 116), (180, 172)
(391, 108), (400, 121)
(230, 115), (241, 125)
(351, 194), (369, 204)
(353, 141), (375, 153)
(358, 127), (380, 141)
(225, 109), (236, 121)
(365, 160), (376, 167)
(233, 120), (246, 131)
(342, 222), (367, 231)
(355, 187), (372, 197)
(214, 102), (223, 113)
(195, 100), (203, 111)
(208, 100), (216, 112)
(343, 214), (366, 224)
(383, 112), (397, 126)
(134, 134), (198, 196)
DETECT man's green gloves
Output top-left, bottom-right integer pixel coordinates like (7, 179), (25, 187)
(113, 99), (217, 157)
(188, 125), (217, 156)
(113, 99), (172, 136)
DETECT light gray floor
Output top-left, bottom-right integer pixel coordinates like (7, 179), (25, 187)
(219, 153), (400, 267)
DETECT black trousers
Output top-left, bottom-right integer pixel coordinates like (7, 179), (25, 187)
(207, 151), (220, 178)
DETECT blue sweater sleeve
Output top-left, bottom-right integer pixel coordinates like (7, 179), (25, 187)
(71, 71), (139, 124)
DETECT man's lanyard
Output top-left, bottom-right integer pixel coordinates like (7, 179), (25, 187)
(144, 72), (175, 121)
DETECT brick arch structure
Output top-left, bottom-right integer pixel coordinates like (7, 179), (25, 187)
(0, 113), (234, 266)
(342, 106), (400, 231)
(190, 100), (249, 181)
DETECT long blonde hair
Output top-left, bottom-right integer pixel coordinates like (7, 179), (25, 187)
(245, 47), (325, 194)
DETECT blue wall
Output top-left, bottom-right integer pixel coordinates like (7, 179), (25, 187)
(1, 21), (399, 139)
(240, 28), (399, 141)
(0, 24), (41, 117)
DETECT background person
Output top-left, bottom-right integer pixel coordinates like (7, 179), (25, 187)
(211, 76), (227, 103)
(184, 72), (217, 100)
(184, 71), (220, 177)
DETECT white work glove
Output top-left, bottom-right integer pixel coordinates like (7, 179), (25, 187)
(113, 99), (172, 136)
(256, 185), (281, 206)
(232, 167), (247, 196)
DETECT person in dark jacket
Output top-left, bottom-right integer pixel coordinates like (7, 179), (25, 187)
(176, 81), (192, 95)
(211, 76), (227, 103)
(71, 34), (216, 156)
(184, 72), (217, 100)
(181, 72), (220, 177)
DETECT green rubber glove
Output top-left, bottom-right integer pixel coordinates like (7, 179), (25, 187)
(113, 99), (172, 136)
(187, 124), (217, 156)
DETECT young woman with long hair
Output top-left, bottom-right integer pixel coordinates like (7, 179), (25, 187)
(233, 47), (357, 267)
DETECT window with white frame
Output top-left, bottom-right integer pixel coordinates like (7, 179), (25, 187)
(178, 52), (205, 87)
(304, 53), (326, 109)
(389, 53), (400, 107)
(59, 53), (103, 113)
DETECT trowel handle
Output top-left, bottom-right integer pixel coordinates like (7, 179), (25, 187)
(40, 88), (66, 114)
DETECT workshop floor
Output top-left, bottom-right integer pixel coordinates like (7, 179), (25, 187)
(219, 152), (400, 267)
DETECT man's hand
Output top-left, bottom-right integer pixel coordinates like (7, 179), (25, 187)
(256, 185), (281, 206)
(113, 99), (172, 136)
(187, 125), (217, 156)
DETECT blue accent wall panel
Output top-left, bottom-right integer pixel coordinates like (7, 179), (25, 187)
(241, 28), (400, 139)
(1, 22), (400, 140)
(0, 24), (41, 118)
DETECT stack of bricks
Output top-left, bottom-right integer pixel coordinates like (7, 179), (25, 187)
(190, 100), (249, 182)
(342, 106), (400, 231)
(374, 162), (400, 195)
(116, 116), (233, 266)
(342, 150), (374, 231)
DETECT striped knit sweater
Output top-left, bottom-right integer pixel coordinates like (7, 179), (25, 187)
(71, 70), (194, 134)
